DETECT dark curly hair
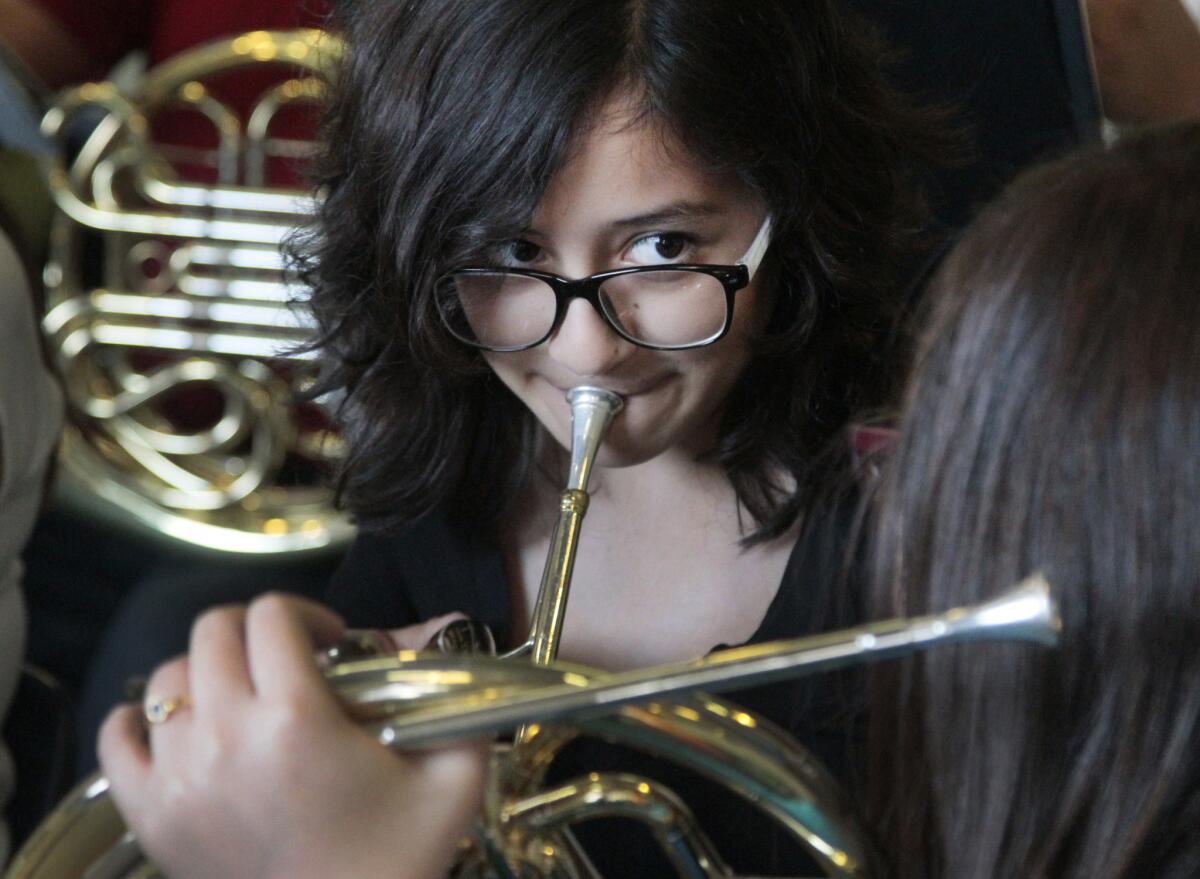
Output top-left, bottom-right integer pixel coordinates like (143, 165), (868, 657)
(298, 0), (945, 540)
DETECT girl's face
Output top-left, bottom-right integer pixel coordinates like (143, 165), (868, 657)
(483, 96), (771, 468)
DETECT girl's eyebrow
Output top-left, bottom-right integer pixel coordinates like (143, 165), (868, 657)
(604, 201), (724, 232)
(519, 201), (725, 239)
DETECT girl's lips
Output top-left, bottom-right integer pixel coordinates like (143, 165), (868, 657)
(550, 375), (671, 398)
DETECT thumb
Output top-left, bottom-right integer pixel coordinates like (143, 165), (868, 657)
(385, 612), (470, 651)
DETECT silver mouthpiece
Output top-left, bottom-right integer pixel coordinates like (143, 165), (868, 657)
(565, 386), (623, 491)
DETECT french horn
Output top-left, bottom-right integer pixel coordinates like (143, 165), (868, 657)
(39, 30), (351, 554)
(6, 386), (1062, 879)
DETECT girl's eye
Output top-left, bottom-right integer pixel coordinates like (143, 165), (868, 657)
(627, 233), (693, 265)
(500, 239), (542, 265)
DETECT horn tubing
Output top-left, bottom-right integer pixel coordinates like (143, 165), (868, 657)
(372, 574), (1060, 747)
(519, 386), (623, 666)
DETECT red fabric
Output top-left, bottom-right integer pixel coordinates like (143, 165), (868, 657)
(32, 0), (328, 71)
(847, 424), (898, 478)
(35, 0), (331, 185)
(848, 424), (899, 458)
(147, 0), (328, 65)
(33, 0), (333, 450)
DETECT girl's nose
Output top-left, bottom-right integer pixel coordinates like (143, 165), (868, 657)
(546, 298), (636, 377)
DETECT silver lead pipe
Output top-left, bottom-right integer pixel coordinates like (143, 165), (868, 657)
(506, 386), (623, 664)
(363, 574), (1060, 748)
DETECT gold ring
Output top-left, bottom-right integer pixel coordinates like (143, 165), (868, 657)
(144, 694), (191, 726)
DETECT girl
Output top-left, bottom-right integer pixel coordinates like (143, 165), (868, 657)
(867, 122), (1200, 878)
(310, 0), (937, 872)
(100, 0), (942, 875)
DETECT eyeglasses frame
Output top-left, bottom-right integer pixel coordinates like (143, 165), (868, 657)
(436, 215), (773, 352)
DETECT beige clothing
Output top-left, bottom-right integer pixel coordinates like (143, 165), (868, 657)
(1184, 0), (1200, 28)
(0, 230), (62, 865)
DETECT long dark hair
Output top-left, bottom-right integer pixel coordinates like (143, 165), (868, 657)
(867, 123), (1200, 878)
(299, 0), (943, 538)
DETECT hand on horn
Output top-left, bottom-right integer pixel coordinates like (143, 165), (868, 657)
(386, 611), (473, 650)
(99, 593), (487, 879)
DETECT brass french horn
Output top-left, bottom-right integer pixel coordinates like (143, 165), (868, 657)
(6, 386), (1062, 879)
(40, 29), (351, 555)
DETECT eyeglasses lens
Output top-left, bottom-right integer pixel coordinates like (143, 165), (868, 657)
(438, 270), (728, 349)
(438, 272), (557, 349)
(598, 271), (727, 347)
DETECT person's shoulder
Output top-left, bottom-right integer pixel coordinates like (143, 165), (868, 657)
(788, 485), (864, 581)
(339, 511), (486, 570)
(0, 228), (63, 487)
(765, 484), (867, 638)
(0, 232), (30, 328)
(331, 513), (459, 591)
(327, 511), (510, 632)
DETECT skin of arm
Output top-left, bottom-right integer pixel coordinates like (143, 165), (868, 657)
(99, 595), (487, 879)
(1086, 0), (1200, 123)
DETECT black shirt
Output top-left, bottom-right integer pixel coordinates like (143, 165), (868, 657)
(327, 499), (865, 875)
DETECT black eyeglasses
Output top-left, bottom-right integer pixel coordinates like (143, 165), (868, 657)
(435, 216), (773, 352)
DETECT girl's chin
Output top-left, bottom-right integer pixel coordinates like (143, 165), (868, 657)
(593, 444), (658, 470)
(538, 420), (663, 470)
(591, 422), (672, 469)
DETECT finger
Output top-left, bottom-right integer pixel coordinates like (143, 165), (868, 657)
(189, 604), (253, 712)
(414, 740), (489, 796)
(244, 593), (346, 699)
(143, 656), (191, 719)
(407, 742), (489, 849)
(98, 702), (153, 819)
(142, 656), (192, 750)
(386, 612), (469, 651)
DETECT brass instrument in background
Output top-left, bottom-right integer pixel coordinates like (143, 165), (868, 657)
(39, 30), (352, 554)
(6, 386), (1062, 879)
